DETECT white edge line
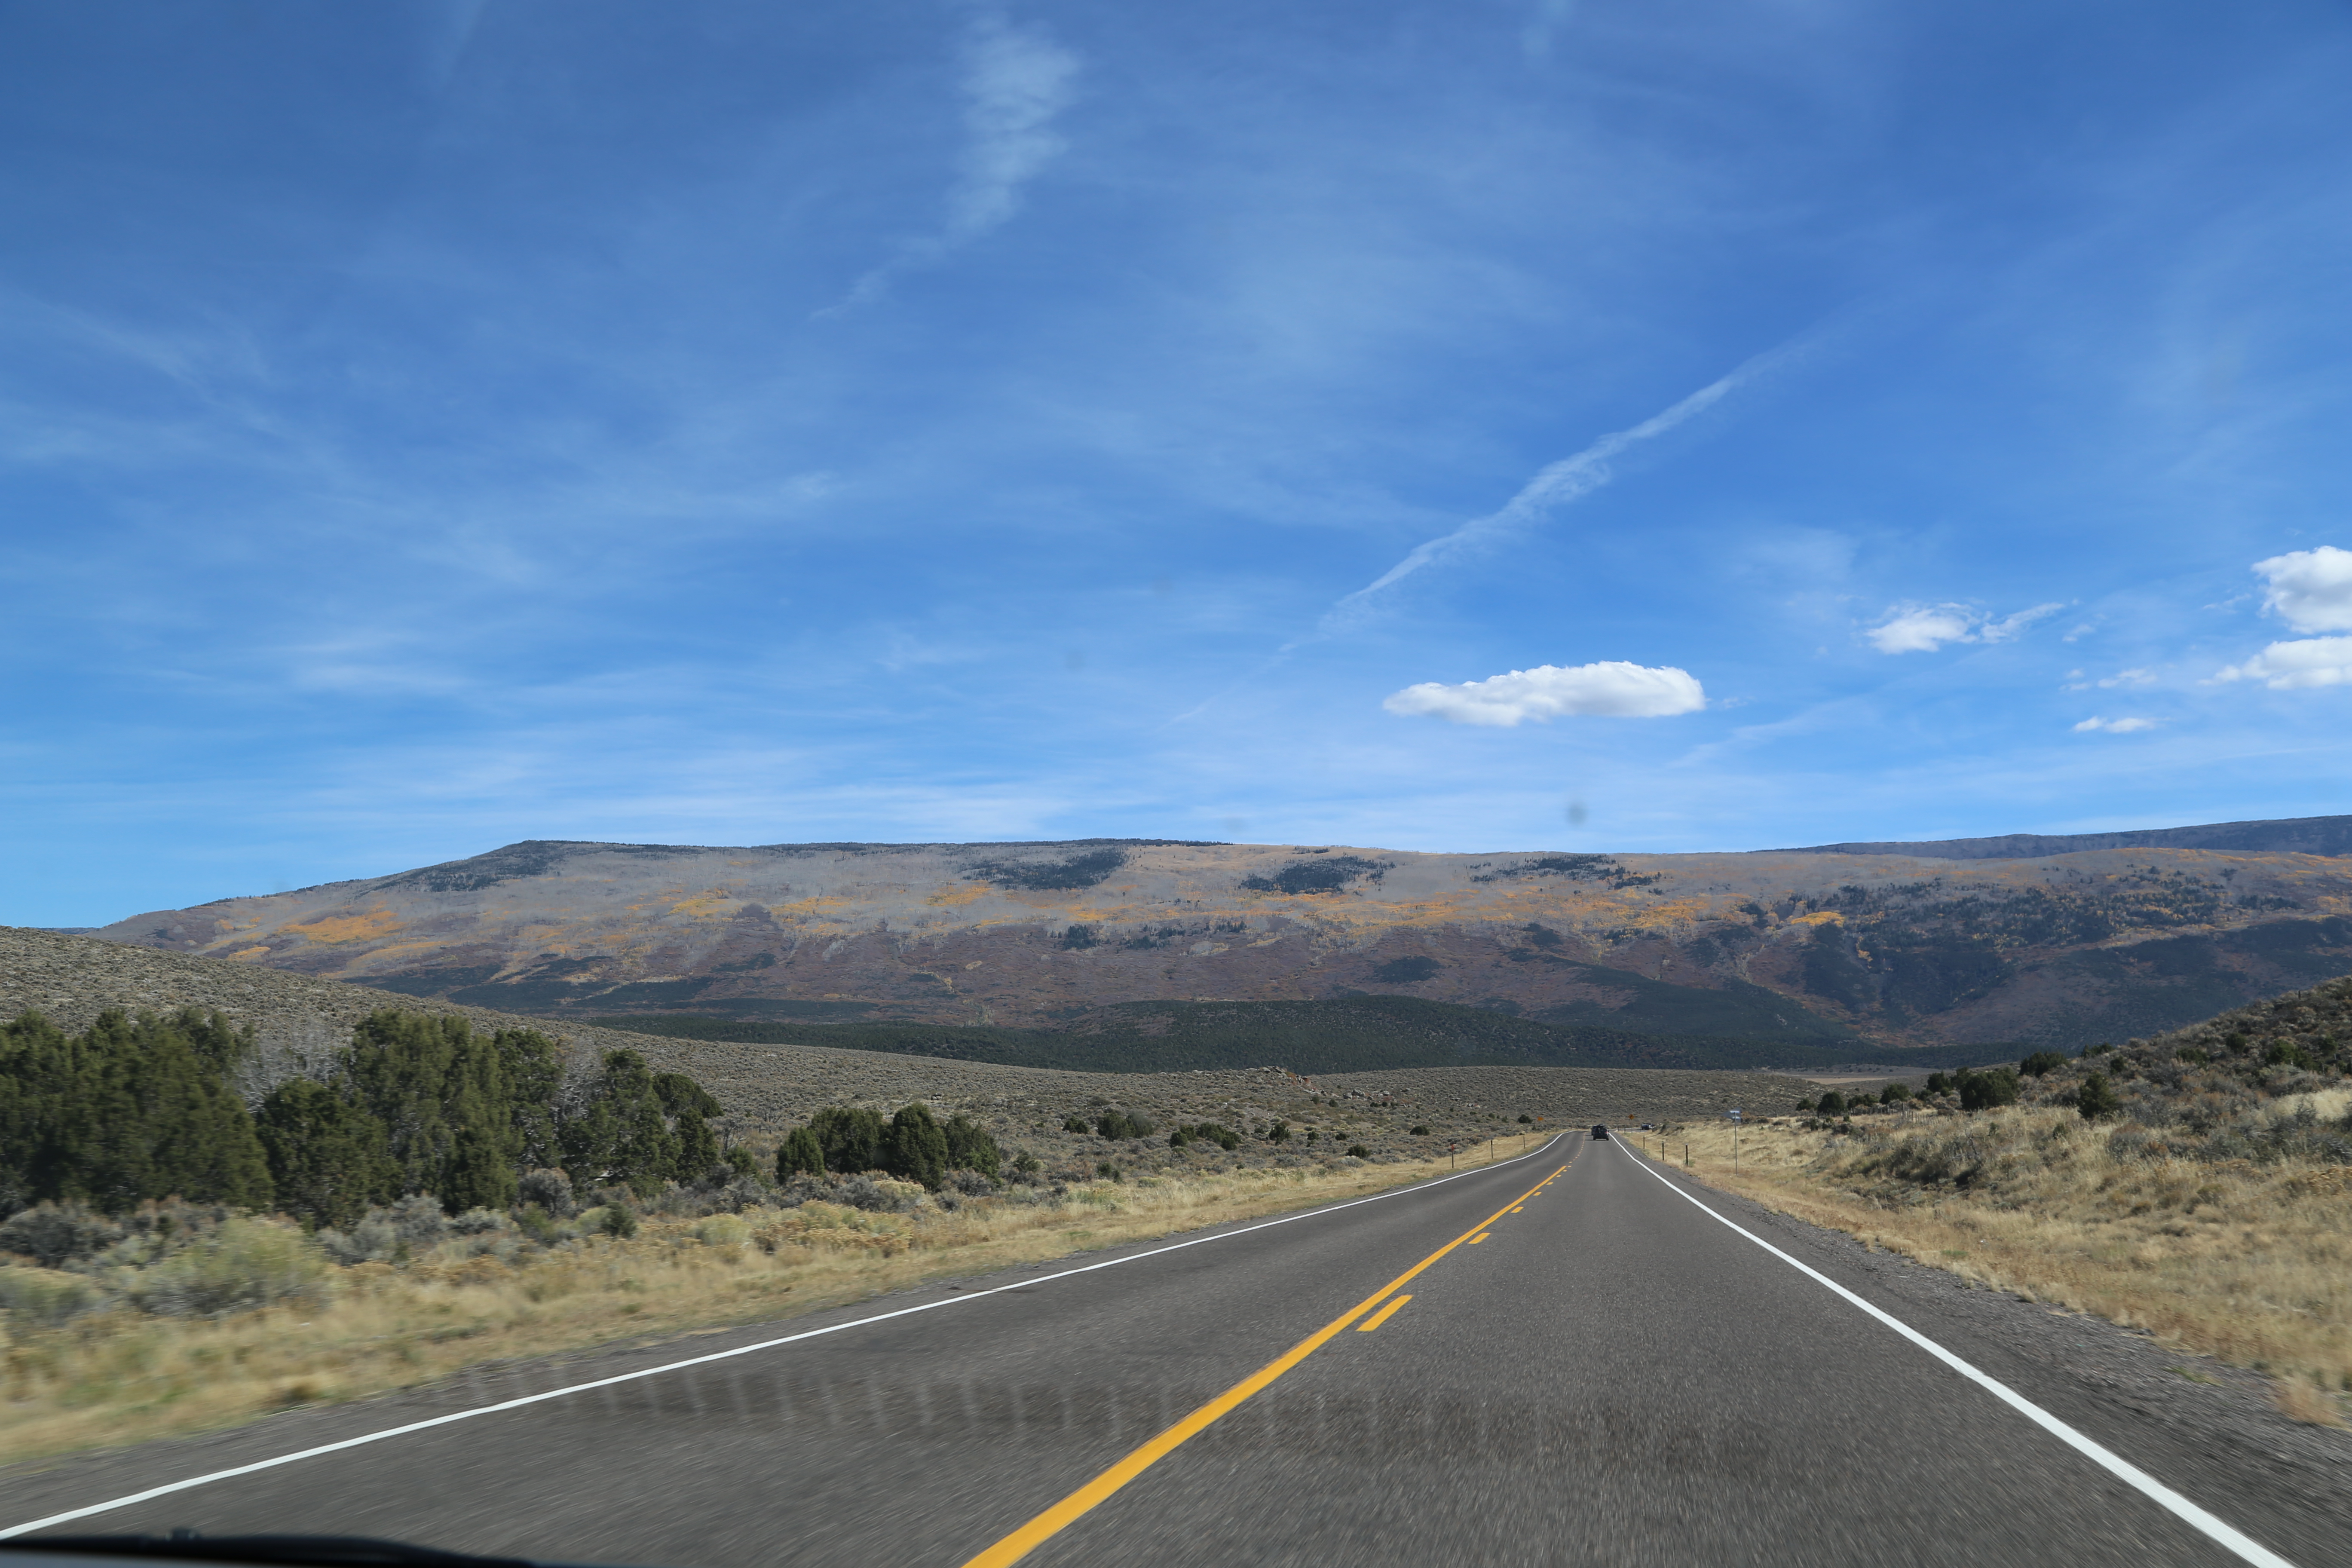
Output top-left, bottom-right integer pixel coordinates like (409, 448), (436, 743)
(0, 1138), (1567, 1540)
(1611, 1140), (2297, 1568)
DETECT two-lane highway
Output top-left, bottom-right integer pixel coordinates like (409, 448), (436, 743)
(0, 1136), (2322, 1566)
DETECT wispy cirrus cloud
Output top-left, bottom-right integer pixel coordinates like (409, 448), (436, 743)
(2073, 715), (2161, 734)
(1867, 600), (2064, 654)
(1170, 343), (1806, 724)
(2061, 667), (2156, 691)
(1384, 661), (1706, 727)
(829, 15), (1080, 313)
(1311, 343), (1805, 643)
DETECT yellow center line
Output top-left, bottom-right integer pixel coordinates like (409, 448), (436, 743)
(1467, 1231), (1491, 1243)
(1355, 1293), (1412, 1332)
(956, 1158), (1571, 1568)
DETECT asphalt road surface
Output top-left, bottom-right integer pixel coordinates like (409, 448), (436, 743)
(1, 1136), (2332, 1567)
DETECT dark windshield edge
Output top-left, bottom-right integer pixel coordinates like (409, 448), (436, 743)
(0, 1536), (606, 1568)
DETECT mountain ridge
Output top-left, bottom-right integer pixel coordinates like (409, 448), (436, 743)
(79, 818), (2352, 1056)
(1775, 813), (2352, 861)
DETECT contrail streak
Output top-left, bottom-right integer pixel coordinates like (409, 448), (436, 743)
(1301, 343), (1795, 645)
(1166, 337), (1806, 724)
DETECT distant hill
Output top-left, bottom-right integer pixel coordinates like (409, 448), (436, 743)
(77, 822), (2352, 1057)
(1778, 814), (2352, 861)
(589, 996), (1984, 1075)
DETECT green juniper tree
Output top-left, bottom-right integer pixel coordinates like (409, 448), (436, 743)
(343, 1011), (522, 1211)
(943, 1113), (1001, 1176)
(776, 1124), (826, 1179)
(885, 1102), (951, 1190)
(257, 1078), (394, 1229)
(808, 1105), (889, 1173)
(2076, 1071), (2121, 1121)
(0, 1010), (272, 1215)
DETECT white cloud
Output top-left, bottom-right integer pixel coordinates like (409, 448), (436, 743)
(2213, 637), (2352, 690)
(2073, 716), (2161, 733)
(1868, 604), (1976, 654)
(1866, 600), (2064, 654)
(1383, 662), (1706, 727)
(2253, 545), (2352, 633)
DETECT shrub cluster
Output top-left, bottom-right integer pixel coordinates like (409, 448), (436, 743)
(0, 1008), (732, 1228)
(1956, 1067), (2021, 1112)
(1092, 1109), (1155, 1140)
(1167, 1121), (1241, 1151)
(774, 1102), (1001, 1191)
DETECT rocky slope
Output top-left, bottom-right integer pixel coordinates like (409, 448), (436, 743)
(80, 824), (2352, 1052)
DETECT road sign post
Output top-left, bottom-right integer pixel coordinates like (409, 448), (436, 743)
(1729, 1108), (1742, 1169)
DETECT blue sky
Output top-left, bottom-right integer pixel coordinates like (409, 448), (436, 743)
(6, 0), (2352, 924)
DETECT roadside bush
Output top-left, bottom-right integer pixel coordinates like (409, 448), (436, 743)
(1816, 1090), (1847, 1116)
(598, 1203), (639, 1238)
(692, 1213), (750, 1247)
(1925, 1072), (1953, 1094)
(831, 1175), (921, 1213)
(1517, 1114), (1533, 1124)
(1346, 1144), (1371, 1158)
(1062, 1114), (1090, 1133)
(517, 1167), (576, 1218)
(1794, 1098), (1816, 1112)
(2019, 1051), (2068, 1078)
(387, 1192), (450, 1247)
(315, 1192), (447, 1265)
(0, 1266), (106, 1328)
(128, 1216), (325, 1318)
(1410, 1124), (1430, 1136)
(0, 1202), (124, 1268)
(1881, 1083), (1912, 1103)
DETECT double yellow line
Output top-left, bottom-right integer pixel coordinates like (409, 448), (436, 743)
(958, 1156), (1571, 1568)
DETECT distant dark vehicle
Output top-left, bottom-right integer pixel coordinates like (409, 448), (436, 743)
(1590, 1124), (1609, 1139)
(1639, 1122), (1654, 1130)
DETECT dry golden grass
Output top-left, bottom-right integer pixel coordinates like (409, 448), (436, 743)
(1633, 1114), (2352, 1426)
(0, 1137), (1547, 1464)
